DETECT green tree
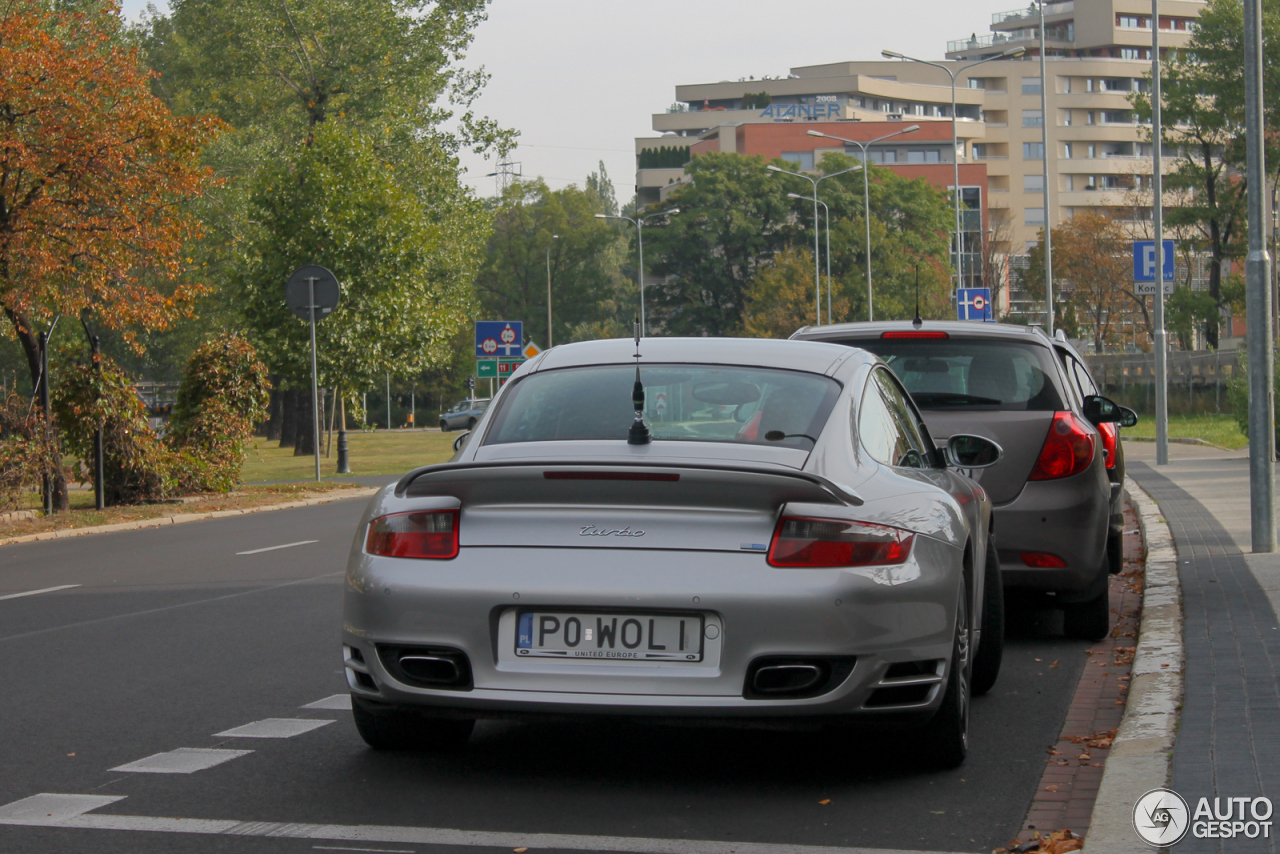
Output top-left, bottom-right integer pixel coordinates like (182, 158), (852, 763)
(1131, 0), (1280, 348)
(236, 122), (480, 397)
(474, 178), (629, 348)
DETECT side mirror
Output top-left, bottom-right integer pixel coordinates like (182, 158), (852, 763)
(452, 431), (470, 452)
(944, 434), (1003, 469)
(1118, 406), (1139, 428)
(1082, 394), (1125, 424)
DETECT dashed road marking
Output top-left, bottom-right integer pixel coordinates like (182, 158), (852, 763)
(0, 793), (965, 854)
(0, 584), (81, 602)
(215, 718), (334, 738)
(313, 847), (414, 853)
(236, 540), (319, 555)
(109, 748), (252, 774)
(301, 694), (351, 710)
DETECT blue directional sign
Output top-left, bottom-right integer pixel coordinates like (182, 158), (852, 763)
(1133, 240), (1175, 282)
(956, 288), (994, 322)
(475, 321), (523, 358)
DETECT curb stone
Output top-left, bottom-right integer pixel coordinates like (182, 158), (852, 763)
(1082, 477), (1184, 854)
(0, 488), (380, 548)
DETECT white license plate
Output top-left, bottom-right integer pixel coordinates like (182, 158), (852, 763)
(515, 611), (704, 661)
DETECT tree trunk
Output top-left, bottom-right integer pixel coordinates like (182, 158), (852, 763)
(265, 381), (284, 441)
(3, 306), (69, 511)
(294, 387), (315, 456)
(278, 388), (297, 448)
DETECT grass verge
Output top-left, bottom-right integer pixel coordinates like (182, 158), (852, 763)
(1, 482), (365, 540)
(241, 429), (456, 482)
(1122, 412), (1247, 450)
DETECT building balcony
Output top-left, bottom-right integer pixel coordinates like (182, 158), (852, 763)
(946, 27), (1074, 57)
(992, 1), (1073, 26)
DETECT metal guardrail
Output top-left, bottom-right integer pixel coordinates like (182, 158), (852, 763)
(1084, 350), (1238, 415)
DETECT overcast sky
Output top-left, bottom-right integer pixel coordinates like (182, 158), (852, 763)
(121, 1), (991, 200)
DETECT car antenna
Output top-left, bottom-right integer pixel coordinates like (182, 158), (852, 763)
(912, 263), (923, 330)
(627, 316), (651, 445)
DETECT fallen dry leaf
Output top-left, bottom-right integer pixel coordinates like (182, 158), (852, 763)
(1046, 748), (1060, 755)
(1078, 752), (1091, 761)
(66, 753), (75, 757)
(1034, 658), (1042, 662)
(819, 799), (831, 805)
(514, 849), (528, 853)
(1049, 660), (1059, 668)
(1045, 785), (1059, 792)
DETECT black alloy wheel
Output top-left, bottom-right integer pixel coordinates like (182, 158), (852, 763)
(919, 586), (970, 768)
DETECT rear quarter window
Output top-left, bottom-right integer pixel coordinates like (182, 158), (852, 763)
(836, 338), (1065, 412)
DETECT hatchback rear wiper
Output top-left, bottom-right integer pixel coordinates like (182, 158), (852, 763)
(912, 392), (1002, 406)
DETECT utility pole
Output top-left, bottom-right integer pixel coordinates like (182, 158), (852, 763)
(1152, 0), (1169, 467)
(1039, 0), (1055, 333)
(1243, 0), (1275, 551)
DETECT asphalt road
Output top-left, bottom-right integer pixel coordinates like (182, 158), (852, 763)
(0, 490), (1091, 854)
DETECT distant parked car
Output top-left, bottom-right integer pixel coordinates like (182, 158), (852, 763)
(792, 321), (1136, 641)
(439, 398), (489, 432)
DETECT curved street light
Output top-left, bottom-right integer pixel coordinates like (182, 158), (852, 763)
(881, 46), (1025, 293)
(788, 193), (833, 323)
(767, 163), (862, 325)
(808, 124), (920, 320)
(594, 208), (680, 336)
(546, 234), (559, 348)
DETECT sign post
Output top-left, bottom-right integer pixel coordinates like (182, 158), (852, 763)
(1132, 241), (1172, 465)
(285, 265), (340, 482)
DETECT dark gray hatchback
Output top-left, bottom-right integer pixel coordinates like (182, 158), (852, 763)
(792, 320), (1134, 641)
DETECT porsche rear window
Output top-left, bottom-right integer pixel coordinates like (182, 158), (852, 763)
(839, 338), (1065, 411)
(483, 364), (841, 448)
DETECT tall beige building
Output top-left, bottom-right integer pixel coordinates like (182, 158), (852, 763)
(638, 0), (1206, 314)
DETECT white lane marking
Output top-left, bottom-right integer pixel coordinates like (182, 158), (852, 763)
(0, 794), (124, 823)
(301, 694), (351, 710)
(236, 540), (319, 555)
(314, 847), (414, 853)
(0, 795), (964, 854)
(109, 748), (252, 774)
(215, 718), (334, 739)
(0, 584), (81, 602)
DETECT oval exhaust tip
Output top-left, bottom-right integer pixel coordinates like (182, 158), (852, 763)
(399, 654), (462, 684)
(752, 663), (824, 695)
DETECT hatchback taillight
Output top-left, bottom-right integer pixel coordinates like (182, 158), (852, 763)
(1029, 411), (1095, 480)
(767, 517), (913, 567)
(1098, 421), (1118, 470)
(366, 510), (459, 559)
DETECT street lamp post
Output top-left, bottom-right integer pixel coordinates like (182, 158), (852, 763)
(788, 193), (833, 322)
(807, 125), (920, 320)
(768, 164), (862, 326)
(546, 234), (559, 348)
(595, 209), (680, 336)
(882, 46), (1025, 293)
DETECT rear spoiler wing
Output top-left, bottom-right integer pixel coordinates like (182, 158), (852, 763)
(396, 460), (863, 508)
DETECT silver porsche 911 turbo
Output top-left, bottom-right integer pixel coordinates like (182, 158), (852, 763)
(342, 335), (1003, 767)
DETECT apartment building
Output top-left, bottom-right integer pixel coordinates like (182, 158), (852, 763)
(636, 0), (1206, 312)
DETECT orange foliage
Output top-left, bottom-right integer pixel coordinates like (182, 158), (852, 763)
(0, 0), (222, 346)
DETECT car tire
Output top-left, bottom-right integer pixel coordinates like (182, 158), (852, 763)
(467, 417), (477, 430)
(1063, 584), (1110, 641)
(439, 421), (449, 432)
(971, 535), (1004, 697)
(352, 698), (475, 751)
(919, 586), (970, 769)
(1107, 529), (1123, 575)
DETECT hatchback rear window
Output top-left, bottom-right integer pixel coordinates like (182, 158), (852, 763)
(483, 364), (841, 448)
(838, 338), (1064, 411)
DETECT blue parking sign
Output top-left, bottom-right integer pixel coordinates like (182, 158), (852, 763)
(475, 321), (523, 358)
(1133, 240), (1175, 282)
(956, 288), (993, 322)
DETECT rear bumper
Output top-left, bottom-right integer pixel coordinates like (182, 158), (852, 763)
(993, 464), (1110, 599)
(342, 539), (963, 721)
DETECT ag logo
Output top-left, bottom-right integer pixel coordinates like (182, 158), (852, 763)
(1134, 787), (1190, 846)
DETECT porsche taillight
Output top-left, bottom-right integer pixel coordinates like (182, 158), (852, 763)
(366, 510), (459, 559)
(767, 517), (914, 567)
(1029, 411), (1095, 481)
(1098, 421), (1118, 470)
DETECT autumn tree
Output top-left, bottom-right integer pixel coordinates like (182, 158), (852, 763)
(741, 249), (851, 338)
(1022, 212), (1140, 353)
(0, 0), (220, 508)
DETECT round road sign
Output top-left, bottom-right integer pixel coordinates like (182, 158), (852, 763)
(285, 265), (341, 321)
(972, 294), (987, 312)
(500, 326), (517, 345)
(481, 338), (498, 354)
